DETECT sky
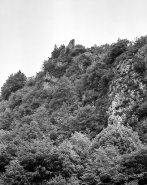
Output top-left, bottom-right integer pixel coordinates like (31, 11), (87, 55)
(0, 0), (147, 88)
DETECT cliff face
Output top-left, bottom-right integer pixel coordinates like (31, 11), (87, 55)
(108, 60), (144, 124)
(107, 44), (147, 136)
(43, 38), (147, 136)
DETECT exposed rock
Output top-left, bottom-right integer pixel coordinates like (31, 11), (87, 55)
(43, 72), (58, 89)
(67, 39), (75, 50)
(107, 49), (147, 126)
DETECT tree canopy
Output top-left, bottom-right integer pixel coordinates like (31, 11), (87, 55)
(0, 36), (147, 184)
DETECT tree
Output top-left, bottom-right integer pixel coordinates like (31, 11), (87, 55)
(1, 70), (26, 100)
(120, 147), (147, 184)
(70, 132), (91, 158)
(51, 44), (65, 59)
(105, 39), (129, 65)
(49, 77), (77, 111)
(91, 124), (142, 155)
(71, 44), (87, 57)
(71, 105), (104, 136)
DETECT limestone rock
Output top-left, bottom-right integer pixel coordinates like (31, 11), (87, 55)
(67, 39), (75, 50)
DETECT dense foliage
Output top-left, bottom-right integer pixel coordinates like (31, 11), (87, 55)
(0, 36), (147, 184)
(1, 71), (26, 100)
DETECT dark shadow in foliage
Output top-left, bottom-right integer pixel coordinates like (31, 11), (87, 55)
(104, 39), (129, 65)
(135, 102), (147, 121)
(0, 147), (13, 173)
(134, 57), (146, 73)
(43, 57), (71, 78)
(122, 147), (147, 184)
(71, 44), (87, 57)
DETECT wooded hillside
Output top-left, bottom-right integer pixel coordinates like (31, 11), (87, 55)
(0, 36), (147, 185)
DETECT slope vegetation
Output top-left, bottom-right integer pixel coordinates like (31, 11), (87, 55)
(0, 36), (147, 184)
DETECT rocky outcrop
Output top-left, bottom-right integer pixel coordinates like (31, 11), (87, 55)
(67, 39), (75, 50)
(64, 39), (75, 55)
(43, 72), (58, 89)
(107, 46), (147, 126)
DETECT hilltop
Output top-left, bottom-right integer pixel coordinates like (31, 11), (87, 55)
(0, 36), (147, 184)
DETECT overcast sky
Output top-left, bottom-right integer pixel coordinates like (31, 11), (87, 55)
(0, 0), (147, 88)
